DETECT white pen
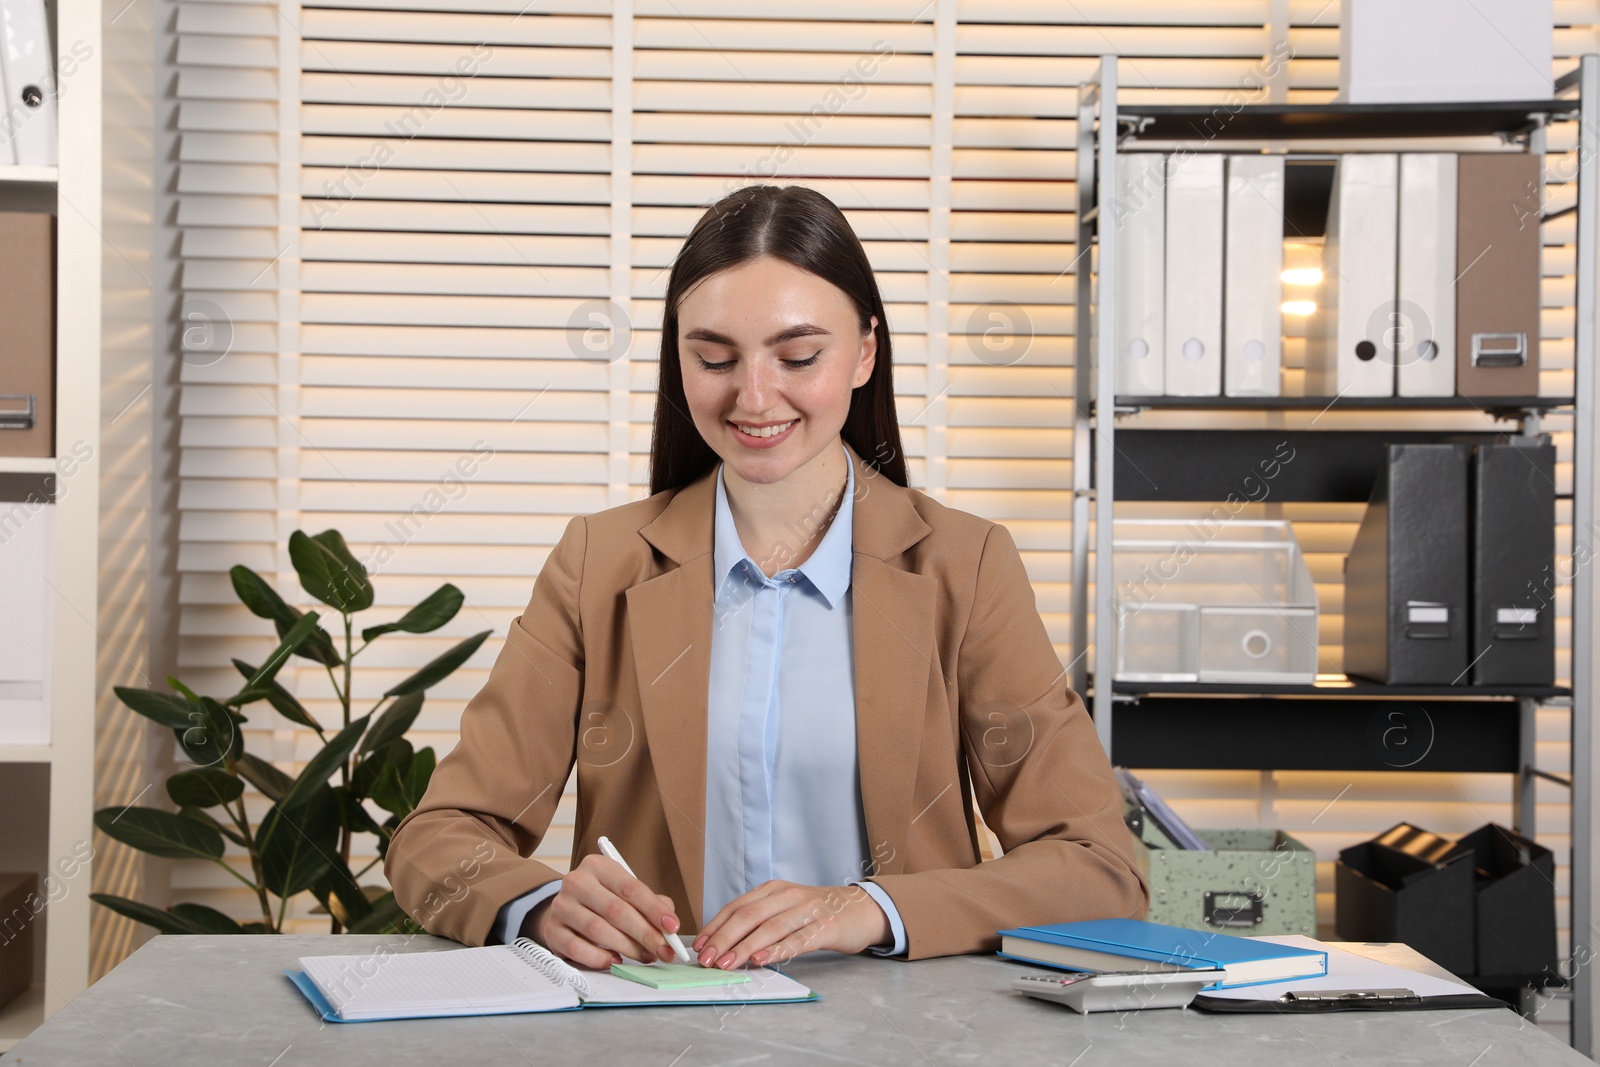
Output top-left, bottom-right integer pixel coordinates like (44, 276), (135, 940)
(596, 835), (695, 965)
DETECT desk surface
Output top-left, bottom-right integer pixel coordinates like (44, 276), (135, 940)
(4, 935), (1585, 1066)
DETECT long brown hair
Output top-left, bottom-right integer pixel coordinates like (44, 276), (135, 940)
(647, 184), (909, 496)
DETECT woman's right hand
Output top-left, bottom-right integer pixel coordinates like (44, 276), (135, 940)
(527, 853), (684, 969)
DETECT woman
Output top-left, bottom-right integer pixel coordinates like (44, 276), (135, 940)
(386, 185), (1147, 971)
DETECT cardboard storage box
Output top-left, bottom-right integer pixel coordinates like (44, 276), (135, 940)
(0, 211), (55, 458)
(1132, 827), (1316, 937)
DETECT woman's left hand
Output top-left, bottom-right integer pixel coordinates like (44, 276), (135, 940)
(691, 880), (891, 969)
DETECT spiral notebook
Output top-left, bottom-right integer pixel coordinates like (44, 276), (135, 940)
(287, 937), (819, 1022)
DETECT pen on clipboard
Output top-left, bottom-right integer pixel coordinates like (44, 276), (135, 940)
(597, 835), (695, 965)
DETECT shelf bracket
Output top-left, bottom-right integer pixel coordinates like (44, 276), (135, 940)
(1116, 115), (1152, 144)
(1498, 112), (1551, 146)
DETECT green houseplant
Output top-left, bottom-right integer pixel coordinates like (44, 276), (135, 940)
(90, 529), (491, 935)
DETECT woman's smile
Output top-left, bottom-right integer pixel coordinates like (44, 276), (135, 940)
(728, 418), (799, 447)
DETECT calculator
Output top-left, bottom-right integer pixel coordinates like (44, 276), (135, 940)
(1011, 969), (1224, 1013)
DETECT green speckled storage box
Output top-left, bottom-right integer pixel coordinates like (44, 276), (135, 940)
(1133, 827), (1317, 937)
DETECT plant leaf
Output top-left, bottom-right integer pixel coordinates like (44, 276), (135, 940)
(360, 584), (464, 642)
(312, 530), (376, 612)
(231, 563), (288, 620)
(167, 768), (244, 809)
(332, 785), (384, 837)
(359, 692), (424, 756)
(369, 763), (409, 817)
(366, 744), (435, 821)
(345, 891), (410, 935)
(383, 630), (492, 697)
(114, 687), (201, 731)
(237, 752), (293, 803)
(231, 658), (324, 733)
(94, 807), (225, 861)
(258, 788), (340, 898)
(168, 902), (245, 934)
(173, 724), (225, 770)
(230, 564), (341, 666)
(289, 529), (374, 613)
(276, 615), (342, 668)
(352, 738), (411, 800)
(179, 807), (249, 849)
(314, 868), (375, 928)
(197, 697), (241, 754)
(279, 714), (371, 812)
(241, 611), (322, 694)
(405, 747), (437, 809)
(166, 676), (202, 702)
(90, 893), (206, 935)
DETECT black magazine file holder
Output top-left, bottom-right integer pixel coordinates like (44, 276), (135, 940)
(1335, 822), (1476, 977)
(1443, 824), (1557, 978)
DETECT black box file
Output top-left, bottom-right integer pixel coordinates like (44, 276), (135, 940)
(1469, 442), (1557, 686)
(1343, 443), (1471, 684)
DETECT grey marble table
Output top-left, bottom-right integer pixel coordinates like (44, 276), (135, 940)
(3, 934), (1586, 1066)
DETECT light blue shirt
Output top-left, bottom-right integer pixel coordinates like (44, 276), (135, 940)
(492, 440), (906, 957)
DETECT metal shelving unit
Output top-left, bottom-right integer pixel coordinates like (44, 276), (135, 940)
(1072, 55), (1597, 1051)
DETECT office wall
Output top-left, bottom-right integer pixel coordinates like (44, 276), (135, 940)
(157, 0), (1590, 1034)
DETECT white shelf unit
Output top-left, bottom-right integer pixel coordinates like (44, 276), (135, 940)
(0, 457), (59, 474)
(0, 165), (58, 184)
(1072, 56), (1599, 1053)
(0, 0), (107, 1054)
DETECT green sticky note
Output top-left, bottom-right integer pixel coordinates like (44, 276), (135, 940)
(610, 963), (752, 989)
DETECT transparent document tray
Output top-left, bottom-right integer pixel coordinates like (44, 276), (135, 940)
(1113, 520), (1319, 684)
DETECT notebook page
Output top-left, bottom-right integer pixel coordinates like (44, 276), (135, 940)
(300, 945), (579, 1020)
(580, 966), (812, 1004)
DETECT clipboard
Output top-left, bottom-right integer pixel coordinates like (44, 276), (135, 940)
(1187, 936), (1508, 1014)
(1192, 988), (1507, 1013)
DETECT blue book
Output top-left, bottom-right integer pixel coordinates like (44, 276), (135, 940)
(997, 918), (1328, 989)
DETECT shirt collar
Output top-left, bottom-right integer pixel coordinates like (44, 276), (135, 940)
(714, 439), (854, 609)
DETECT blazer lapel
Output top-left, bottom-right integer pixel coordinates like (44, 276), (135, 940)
(848, 448), (937, 877)
(630, 471), (716, 929)
(630, 442), (934, 923)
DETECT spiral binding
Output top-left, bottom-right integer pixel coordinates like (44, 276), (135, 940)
(509, 936), (595, 998)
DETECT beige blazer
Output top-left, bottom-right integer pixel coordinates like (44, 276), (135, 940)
(386, 441), (1148, 959)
